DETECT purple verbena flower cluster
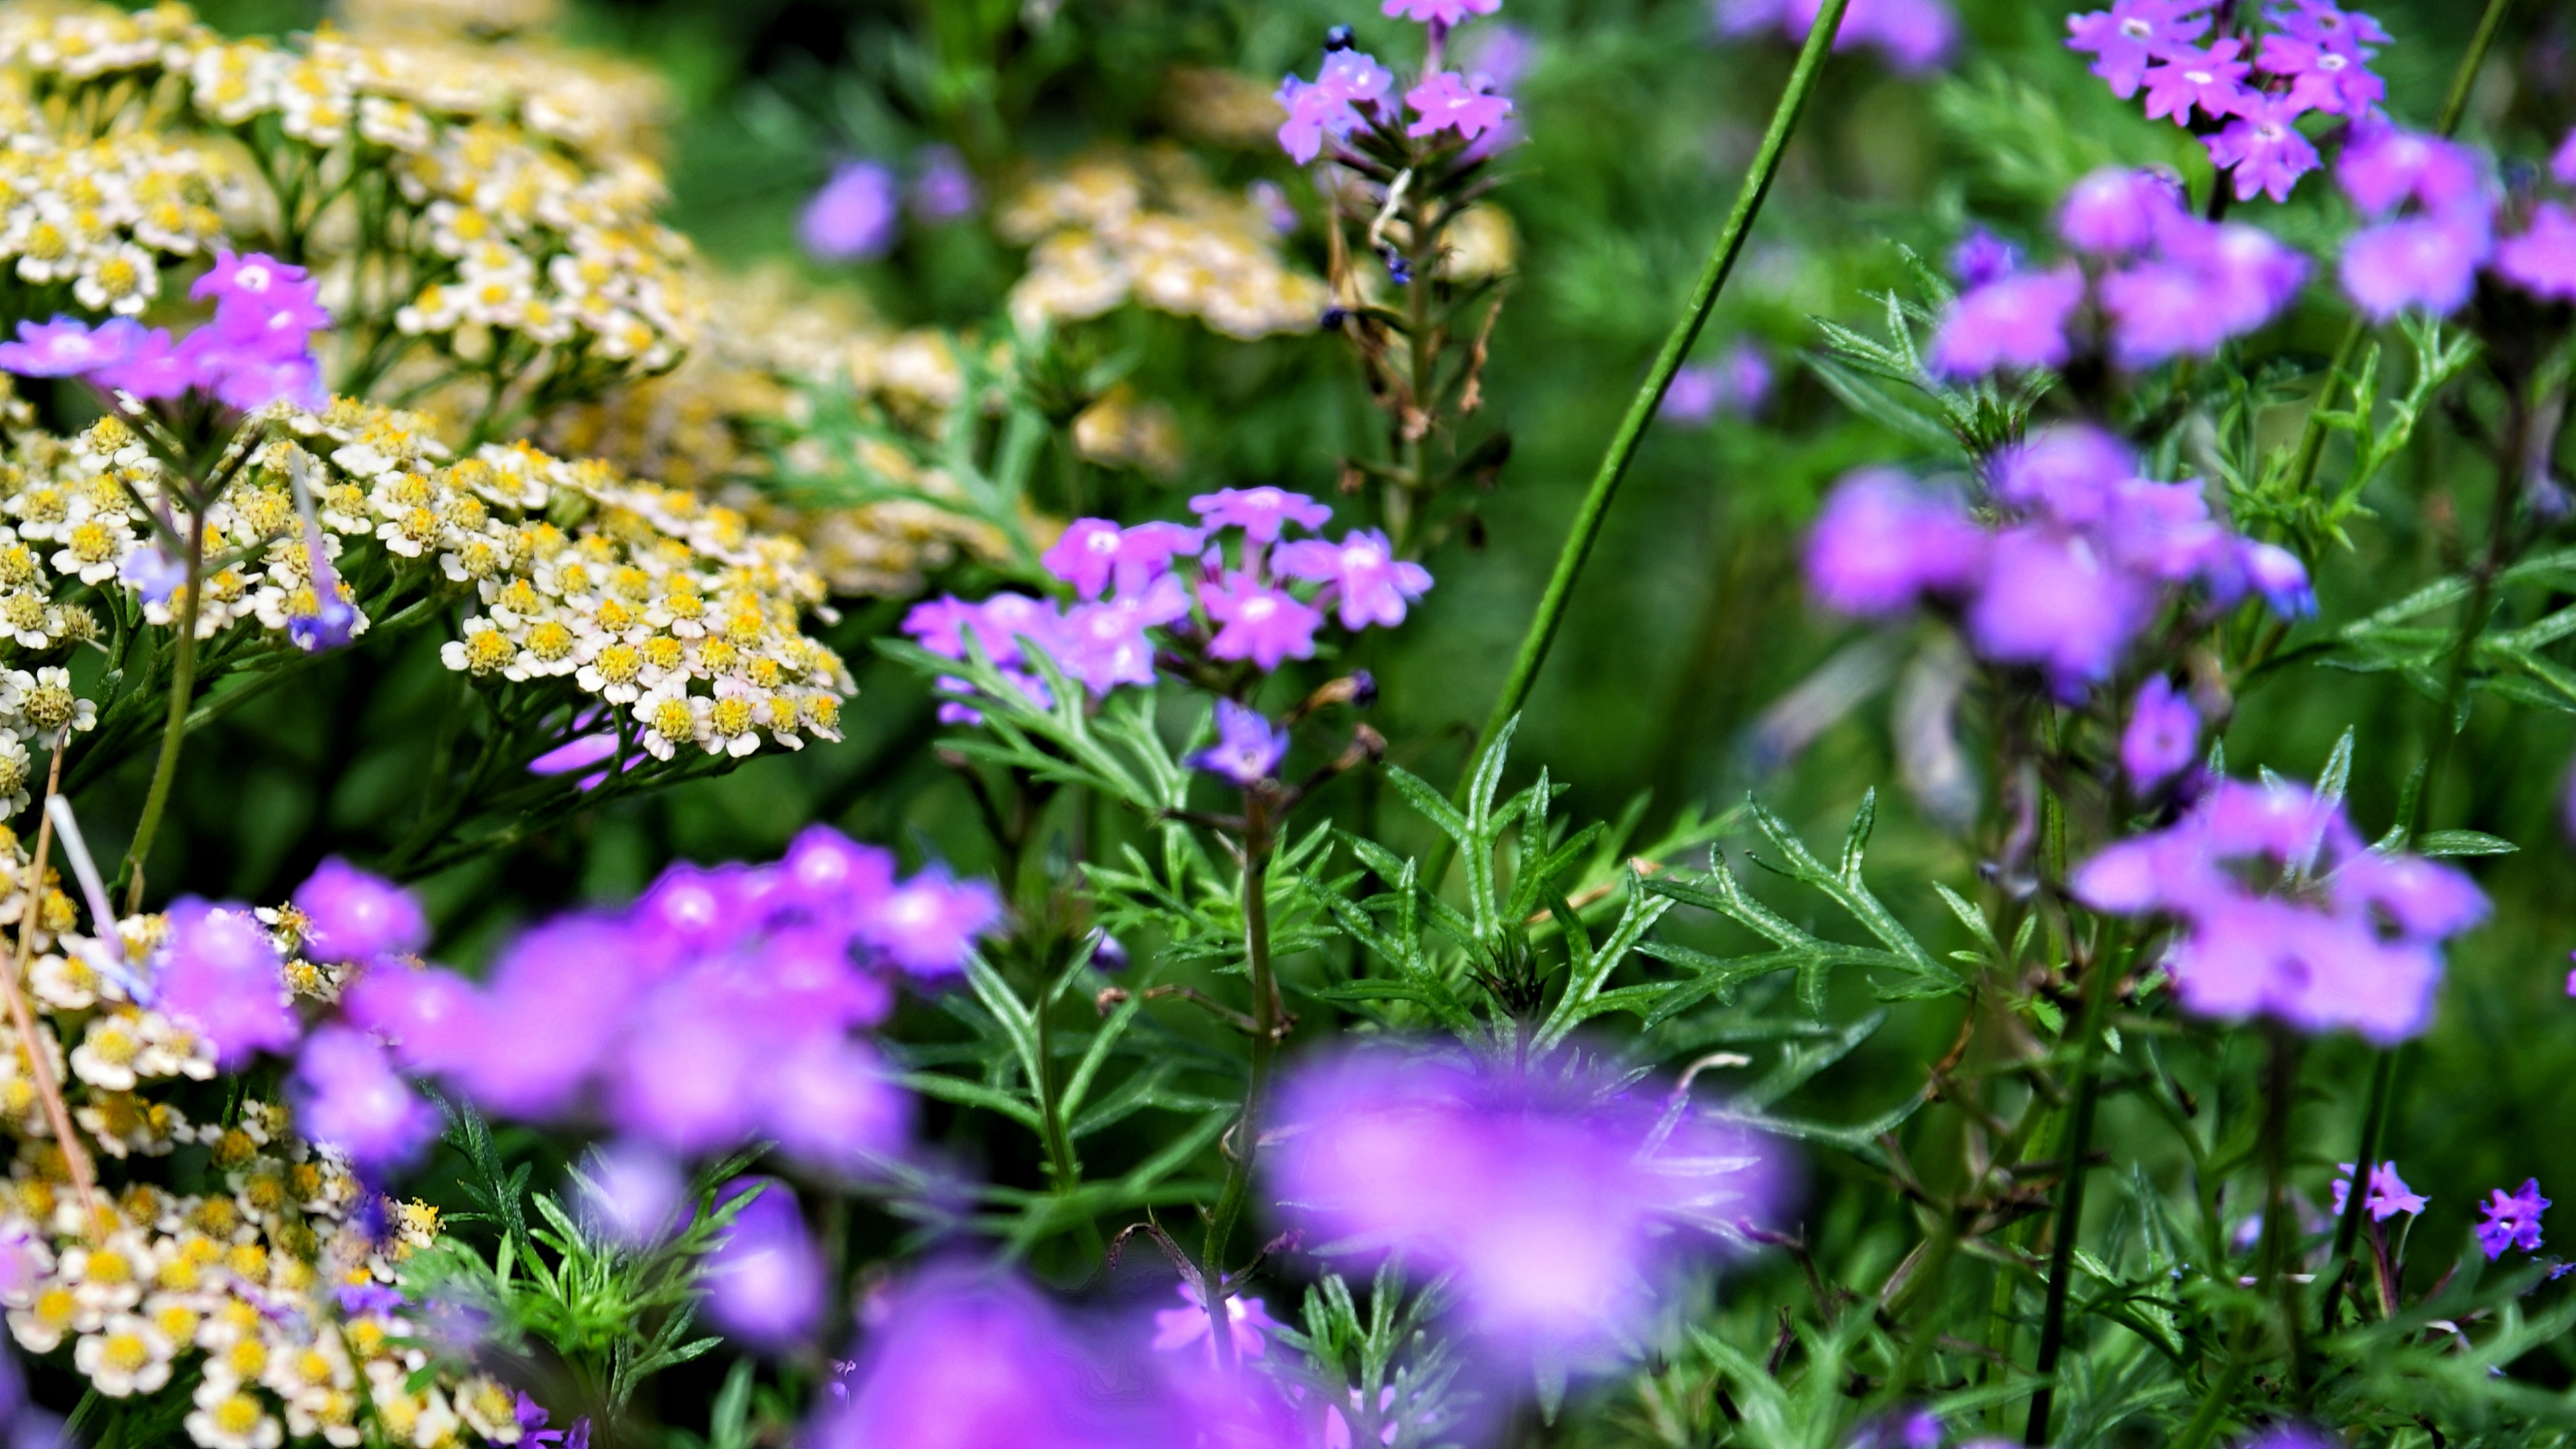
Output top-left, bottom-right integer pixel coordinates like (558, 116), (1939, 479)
(1660, 341), (1774, 427)
(1712, 0), (1959, 75)
(1805, 424), (2310, 693)
(903, 488), (1429, 722)
(799, 147), (981, 264)
(2331, 1159), (2426, 1220)
(1268, 1049), (1781, 1357)
(2334, 125), (2576, 317)
(1276, 6), (1516, 168)
(2066, 0), (2390, 203)
(1931, 168), (2308, 376)
(2474, 1179), (2549, 1260)
(346, 826), (993, 1173)
(0, 250), (328, 411)
(2072, 779), (2488, 1042)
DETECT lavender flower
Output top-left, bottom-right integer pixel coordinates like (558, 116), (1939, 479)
(291, 858), (429, 964)
(1950, 227), (2023, 286)
(2064, 0), (2213, 97)
(154, 900), (301, 1067)
(2121, 676), (2200, 792)
(1184, 700), (1290, 786)
(1202, 574), (1323, 669)
(1965, 527), (2155, 690)
(2073, 779), (2487, 1042)
(2258, 32), (2384, 115)
(2474, 1179), (2549, 1260)
(1057, 580), (1188, 694)
(1268, 1049), (1780, 1356)
(704, 1179), (826, 1351)
(2205, 93), (2321, 203)
(1147, 1281), (1278, 1365)
(1405, 72), (1514, 142)
(1802, 470), (1988, 616)
(1274, 529), (1434, 629)
(288, 1025), (440, 1177)
(2331, 1160), (2428, 1220)
(1278, 51), (1395, 165)
(0, 251), (330, 410)
(1927, 264), (2084, 375)
(801, 161), (901, 262)
(2058, 168), (2185, 256)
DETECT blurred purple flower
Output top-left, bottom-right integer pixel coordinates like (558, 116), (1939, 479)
(1275, 529), (1433, 630)
(1057, 578), (1188, 694)
(2555, 128), (2576, 186)
(292, 857), (428, 964)
(2332, 1159), (2428, 1220)
(1278, 51), (1394, 166)
(1188, 486), (1331, 544)
(194, 250), (330, 352)
(909, 146), (978, 223)
(2496, 203), (2576, 303)
(1462, 22), (1536, 91)
(1927, 264), (2083, 376)
(2341, 214), (2489, 319)
(576, 1140), (689, 1246)
(1660, 343), (1773, 427)
(1950, 228), (2022, 287)
(1718, 0), (1956, 72)
(2058, 167), (2186, 255)
(344, 962), (488, 1075)
(801, 161), (901, 262)
(1185, 700), (1289, 786)
(1803, 470), (1987, 616)
(1966, 526), (2155, 691)
(857, 865), (1003, 978)
(1384, 0), (1500, 21)
(155, 900), (300, 1067)
(704, 1179), (826, 1352)
(1147, 1280), (1278, 1365)
(118, 545), (187, 606)
(2121, 677), (2200, 792)
(290, 1025), (441, 1177)
(1202, 574), (1323, 670)
(2257, 31), (2383, 115)
(2205, 94), (2321, 203)
(92, 327), (195, 400)
(1405, 72), (1514, 142)
(2475, 1179), (2549, 1260)
(0, 316), (150, 376)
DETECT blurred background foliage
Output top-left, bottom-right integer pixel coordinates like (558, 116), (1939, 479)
(132, 0), (2576, 1340)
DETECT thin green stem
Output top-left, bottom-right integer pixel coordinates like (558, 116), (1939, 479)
(1437, 0), (1851, 831)
(120, 504), (207, 914)
(2024, 932), (2120, 1446)
(1199, 814), (1281, 1370)
(2259, 1028), (2309, 1404)
(2318, 1047), (2396, 1330)
(2169, 1357), (2249, 1449)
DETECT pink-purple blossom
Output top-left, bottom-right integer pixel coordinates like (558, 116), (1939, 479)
(2064, 0), (2213, 98)
(1274, 529), (1434, 629)
(2474, 1179), (2549, 1260)
(1716, 0), (1958, 73)
(1202, 573), (1323, 669)
(1188, 486), (1333, 544)
(2205, 93), (2322, 203)
(288, 1025), (441, 1177)
(1927, 264), (2084, 376)
(2496, 204), (2576, 302)
(2257, 32), (2383, 115)
(1276, 50), (1395, 165)
(0, 316), (149, 376)
(2332, 1160), (2428, 1221)
(801, 161), (901, 262)
(704, 1179), (826, 1351)
(2121, 676), (2201, 792)
(1802, 470), (1987, 616)
(1383, 0), (1501, 22)
(292, 858), (428, 964)
(2140, 39), (2251, 126)
(1147, 1281), (1278, 1366)
(1041, 519), (1205, 600)
(154, 900), (302, 1068)
(2058, 168), (2186, 256)
(1184, 700), (1290, 786)
(1404, 72), (1515, 142)
(1659, 343), (1774, 426)
(2341, 215), (2489, 320)
(856, 865), (1004, 979)
(1950, 227), (2023, 286)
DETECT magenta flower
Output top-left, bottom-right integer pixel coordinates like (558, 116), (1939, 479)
(2474, 1179), (2549, 1260)
(289, 1026), (441, 1177)
(1965, 526), (2155, 690)
(2141, 39), (2252, 125)
(2257, 32), (2383, 115)
(801, 161), (900, 262)
(2168, 219), (2312, 335)
(2337, 128), (2483, 218)
(1148, 1280), (1279, 1366)
(2555, 127), (2576, 186)
(2065, 0), (2213, 98)
(2340, 215), (2489, 320)
(1056, 577), (1188, 694)
(576, 1141), (688, 1246)
(344, 963), (489, 1076)
(1188, 486), (1332, 543)
(1927, 264), (2084, 376)
(194, 250), (330, 352)
(1803, 469), (1987, 616)
(2331, 1160), (2427, 1221)
(1717, 0), (1958, 72)
(1950, 227), (2023, 286)
(1041, 519), (1205, 600)
(704, 1179), (826, 1352)
(2496, 204), (2576, 303)
(2270, 0), (2390, 48)
(1276, 50), (1394, 165)
(1659, 342), (1774, 427)
(2099, 263), (2227, 368)
(2205, 94), (2321, 203)
(154, 900), (302, 1067)
(89, 326), (194, 400)
(2058, 167), (2185, 256)
(1269, 1049), (1781, 1356)
(1274, 529), (1433, 629)
(292, 858), (429, 963)
(908, 146), (978, 223)
(0, 316), (149, 376)
(1184, 700), (1289, 786)
(1992, 424), (2135, 521)
(2122, 677), (2200, 792)
(1201, 573), (1323, 669)
(1404, 71), (1514, 142)
(1384, 0), (1500, 21)
(857, 865), (1003, 978)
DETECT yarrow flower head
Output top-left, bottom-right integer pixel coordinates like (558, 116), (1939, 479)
(2073, 779), (2488, 1042)
(1268, 1047), (1782, 1357)
(2332, 1160), (2428, 1221)
(2474, 1179), (2549, 1260)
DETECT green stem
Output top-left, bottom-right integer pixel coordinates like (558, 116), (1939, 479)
(2258, 1028), (2309, 1404)
(2318, 1047), (2396, 1330)
(1438, 0), (1851, 826)
(119, 504), (207, 913)
(2169, 1357), (2249, 1449)
(2023, 932), (2120, 1446)
(1199, 815), (1280, 1370)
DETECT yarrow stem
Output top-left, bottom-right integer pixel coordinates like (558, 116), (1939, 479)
(7, 738), (101, 1230)
(121, 499), (209, 914)
(1443, 0), (1853, 834)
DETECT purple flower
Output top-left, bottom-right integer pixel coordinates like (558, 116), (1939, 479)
(779, 824), (898, 924)
(856, 865), (1003, 978)
(2337, 128), (2484, 218)
(1201, 573), (1323, 669)
(1721, 0), (1956, 72)
(292, 857), (429, 963)
(761, 1036), (909, 1178)
(2100, 262), (2229, 368)
(1950, 227), (2023, 287)
(289, 1026), (441, 1177)
(2058, 168), (2186, 256)
(909, 146), (978, 223)
(118, 545), (187, 606)
(1185, 700), (1289, 786)
(343, 963), (488, 1075)
(1269, 1049), (1781, 1354)
(1927, 264), (2084, 376)
(1057, 577), (1188, 694)
(1462, 22), (1536, 91)
(2555, 127), (2576, 187)
(2474, 1179), (2549, 1259)
(1277, 51), (1394, 165)
(2331, 1160), (2428, 1221)
(1992, 424), (2134, 523)
(2242, 543), (2318, 618)
(194, 251), (329, 355)
(2257, 32), (2384, 116)
(2205, 94), (2321, 203)
(576, 1140), (688, 1246)
(802, 162), (901, 262)
(704, 1179), (826, 1352)
(1404, 72), (1514, 143)
(2170, 218), (2312, 334)
(2341, 214), (2489, 320)
(2270, 0), (2390, 48)
(2141, 39), (2253, 125)
(1149, 1280), (1278, 1366)
(1384, 0), (1500, 21)
(1040, 519), (1205, 600)
(2121, 677), (2200, 792)
(2065, 0), (2213, 98)
(154, 900), (300, 1067)
(184, 335), (326, 411)
(1803, 469), (1987, 616)
(1966, 527), (2154, 690)
(0, 316), (148, 377)
(1660, 343), (1774, 427)
(1274, 529), (1433, 630)
(1188, 486), (1332, 544)
(528, 731), (624, 790)
(451, 915), (641, 1117)
(2496, 203), (2576, 303)
(89, 327), (194, 400)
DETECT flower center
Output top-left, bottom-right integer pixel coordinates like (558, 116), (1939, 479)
(2119, 15), (2151, 38)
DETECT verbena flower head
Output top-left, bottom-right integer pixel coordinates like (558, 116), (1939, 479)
(1952, 227), (2024, 286)
(1042, 519), (1206, 600)
(2497, 204), (2576, 303)
(155, 900), (301, 1068)
(1276, 50), (1395, 165)
(2331, 1159), (2428, 1220)
(2205, 93), (2321, 203)
(2064, 0), (2213, 97)
(2333, 129), (2493, 319)
(1185, 700), (1290, 786)
(1147, 1280), (1279, 1366)
(1275, 529), (1434, 629)
(1189, 486), (1333, 545)
(856, 865), (1004, 979)
(2073, 779), (2487, 1042)
(1268, 1047), (1780, 1358)
(1927, 264), (2084, 374)
(1202, 572), (1323, 669)
(2474, 1179), (2549, 1260)
(288, 1025), (440, 1177)
(704, 1179), (825, 1352)
(1716, 0), (1959, 74)
(2121, 676), (2201, 792)
(292, 858), (429, 964)
(1404, 72), (1514, 142)
(0, 249), (329, 410)
(801, 161), (901, 263)
(2140, 39), (2252, 126)
(1386, 0), (1502, 23)
(0, 317), (149, 376)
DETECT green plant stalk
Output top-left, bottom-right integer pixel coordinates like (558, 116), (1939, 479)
(2023, 934), (2120, 1446)
(2283, 0), (2514, 501)
(1199, 815), (1281, 1368)
(1440, 0), (1852, 823)
(2258, 1028), (2309, 1403)
(2317, 1046), (2396, 1330)
(120, 502), (207, 914)
(2169, 1356), (2250, 1449)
